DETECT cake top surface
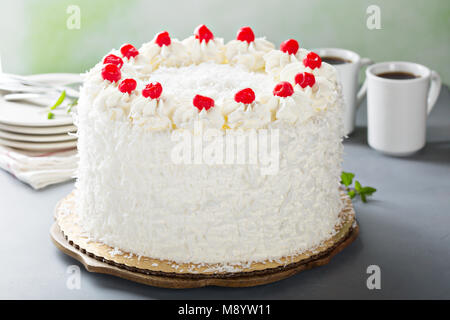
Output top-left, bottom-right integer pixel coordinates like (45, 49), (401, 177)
(149, 63), (274, 105)
(79, 25), (340, 131)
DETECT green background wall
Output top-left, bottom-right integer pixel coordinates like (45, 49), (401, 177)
(1, 0), (449, 83)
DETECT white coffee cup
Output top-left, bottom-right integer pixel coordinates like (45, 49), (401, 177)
(313, 48), (373, 135)
(366, 61), (441, 156)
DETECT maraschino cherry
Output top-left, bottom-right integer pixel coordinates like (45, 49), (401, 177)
(236, 26), (255, 44)
(280, 39), (299, 55)
(234, 88), (255, 104)
(273, 81), (294, 97)
(155, 31), (171, 47)
(194, 25), (214, 43)
(103, 54), (123, 69)
(118, 78), (137, 94)
(303, 52), (322, 69)
(193, 94), (215, 111)
(101, 63), (121, 82)
(295, 72), (316, 88)
(142, 82), (163, 99)
(120, 44), (139, 59)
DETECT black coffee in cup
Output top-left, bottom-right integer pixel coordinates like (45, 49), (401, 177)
(376, 72), (418, 80)
(321, 56), (352, 65)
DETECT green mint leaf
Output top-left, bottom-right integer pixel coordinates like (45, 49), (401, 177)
(47, 112), (54, 119)
(340, 172), (355, 187)
(348, 189), (356, 199)
(66, 98), (78, 114)
(340, 172), (377, 204)
(354, 180), (362, 192)
(361, 186), (377, 196)
(360, 192), (367, 203)
(50, 90), (66, 110)
(68, 98), (78, 107)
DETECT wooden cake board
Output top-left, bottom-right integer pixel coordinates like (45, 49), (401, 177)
(50, 191), (358, 288)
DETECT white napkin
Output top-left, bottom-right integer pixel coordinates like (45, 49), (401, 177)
(0, 144), (77, 189)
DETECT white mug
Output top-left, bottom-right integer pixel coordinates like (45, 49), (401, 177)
(313, 48), (373, 135)
(366, 61), (441, 156)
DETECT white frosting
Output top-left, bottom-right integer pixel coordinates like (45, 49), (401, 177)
(129, 96), (174, 130)
(136, 38), (190, 73)
(172, 103), (225, 129)
(264, 48), (310, 80)
(225, 38), (274, 71)
(182, 36), (225, 64)
(225, 100), (273, 129)
(74, 33), (345, 266)
(75, 102), (344, 264)
(279, 61), (338, 85)
(149, 62), (274, 105)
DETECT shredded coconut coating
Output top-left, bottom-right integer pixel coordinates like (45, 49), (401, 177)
(74, 34), (345, 265)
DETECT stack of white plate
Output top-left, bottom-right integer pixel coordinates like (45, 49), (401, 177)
(0, 97), (77, 151)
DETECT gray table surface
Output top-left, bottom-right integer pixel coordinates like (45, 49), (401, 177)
(1, 87), (449, 300)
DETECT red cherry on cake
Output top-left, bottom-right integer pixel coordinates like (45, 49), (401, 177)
(303, 52), (322, 69)
(103, 54), (123, 69)
(236, 26), (255, 43)
(142, 82), (163, 99)
(101, 63), (121, 83)
(193, 94), (215, 111)
(234, 88), (255, 104)
(295, 72), (316, 88)
(155, 31), (171, 47)
(118, 78), (137, 94)
(280, 39), (299, 55)
(194, 25), (214, 44)
(273, 81), (294, 97)
(120, 44), (139, 59)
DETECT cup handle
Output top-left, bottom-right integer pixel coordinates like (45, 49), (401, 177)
(427, 70), (441, 115)
(356, 57), (374, 107)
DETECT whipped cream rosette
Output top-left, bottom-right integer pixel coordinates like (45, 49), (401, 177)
(182, 36), (225, 64)
(137, 33), (191, 73)
(182, 25), (225, 64)
(92, 85), (137, 120)
(172, 97), (225, 130)
(129, 96), (173, 130)
(225, 38), (274, 71)
(225, 27), (274, 71)
(221, 88), (273, 129)
(279, 61), (339, 87)
(264, 38), (311, 80)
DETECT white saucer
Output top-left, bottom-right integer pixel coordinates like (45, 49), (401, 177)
(24, 73), (82, 85)
(0, 137), (77, 151)
(0, 129), (77, 142)
(0, 122), (76, 135)
(0, 96), (73, 127)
